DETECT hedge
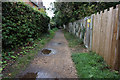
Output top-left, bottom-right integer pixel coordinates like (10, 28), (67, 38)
(2, 2), (50, 52)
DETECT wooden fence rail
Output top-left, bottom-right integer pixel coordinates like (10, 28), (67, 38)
(64, 4), (120, 70)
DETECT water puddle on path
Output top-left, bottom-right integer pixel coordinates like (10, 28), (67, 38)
(52, 42), (62, 46)
(19, 73), (37, 80)
(41, 48), (56, 56)
(58, 43), (62, 45)
(41, 49), (52, 54)
(19, 72), (59, 79)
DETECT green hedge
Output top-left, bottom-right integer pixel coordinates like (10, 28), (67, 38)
(2, 2), (50, 52)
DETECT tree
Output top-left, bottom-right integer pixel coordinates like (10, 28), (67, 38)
(52, 2), (120, 27)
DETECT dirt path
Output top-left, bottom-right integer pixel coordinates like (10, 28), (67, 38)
(17, 30), (77, 78)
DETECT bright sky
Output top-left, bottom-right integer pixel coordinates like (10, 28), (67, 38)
(42, 0), (55, 18)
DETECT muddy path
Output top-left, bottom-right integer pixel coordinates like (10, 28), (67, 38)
(17, 30), (77, 78)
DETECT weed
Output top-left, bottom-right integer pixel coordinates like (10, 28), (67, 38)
(40, 39), (45, 45)
(72, 52), (120, 78)
(63, 30), (83, 48)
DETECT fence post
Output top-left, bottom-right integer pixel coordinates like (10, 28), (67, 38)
(80, 19), (83, 39)
(78, 20), (81, 39)
(117, 4), (120, 73)
(83, 18), (86, 46)
(90, 15), (93, 51)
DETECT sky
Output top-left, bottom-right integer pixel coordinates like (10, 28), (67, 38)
(42, 0), (55, 18)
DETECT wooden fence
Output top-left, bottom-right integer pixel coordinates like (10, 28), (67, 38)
(64, 4), (120, 70)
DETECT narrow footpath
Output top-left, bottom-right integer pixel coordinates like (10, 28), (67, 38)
(17, 30), (77, 78)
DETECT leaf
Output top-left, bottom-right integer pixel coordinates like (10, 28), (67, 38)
(0, 68), (3, 72)
(11, 56), (16, 59)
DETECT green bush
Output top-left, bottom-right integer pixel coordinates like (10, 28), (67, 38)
(2, 2), (50, 52)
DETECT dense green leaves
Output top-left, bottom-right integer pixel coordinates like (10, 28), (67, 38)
(2, 2), (50, 52)
(53, 2), (120, 27)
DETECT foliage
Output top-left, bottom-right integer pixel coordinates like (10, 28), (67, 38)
(49, 28), (58, 34)
(39, 8), (46, 14)
(50, 19), (56, 28)
(52, 2), (120, 27)
(72, 52), (120, 78)
(2, 2), (50, 52)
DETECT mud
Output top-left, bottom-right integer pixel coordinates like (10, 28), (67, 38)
(19, 73), (37, 79)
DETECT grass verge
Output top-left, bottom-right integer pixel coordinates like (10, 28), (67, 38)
(2, 28), (58, 78)
(72, 52), (120, 78)
(63, 30), (120, 78)
(63, 30), (83, 48)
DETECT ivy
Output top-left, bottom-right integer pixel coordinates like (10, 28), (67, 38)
(2, 2), (50, 52)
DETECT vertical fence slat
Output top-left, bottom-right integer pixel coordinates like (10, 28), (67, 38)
(110, 6), (119, 69)
(95, 13), (98, 53)
(92, 14), (95, 51)
(103, 10), (108, 60)
(90, 15), (93, 50)
(117, 4), (120, 72)
(96, 12), (100, 55)
(98, 12), (102, 56)
(104, 7), (113, 65)
(108, 8), (116, 67)
(103, 10), (108, 63)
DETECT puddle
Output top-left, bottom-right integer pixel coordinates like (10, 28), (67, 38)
(58, 43), (62, 45)
(19, 72), (59, 79)
(36, 72), (52, 78)
(41, 48), (56, 55)
(52, 42), (62, 46)
(41, 49), (51, 54)
(19, 73), (37, 80)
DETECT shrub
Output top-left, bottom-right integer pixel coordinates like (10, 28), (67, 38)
(2, 2), (50, 52)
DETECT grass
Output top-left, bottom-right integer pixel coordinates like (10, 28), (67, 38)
(2, 28), (58, 78)
(72, 52), (120, 78)
(63, 30), (83, 48)
(63, 30), (120, 78)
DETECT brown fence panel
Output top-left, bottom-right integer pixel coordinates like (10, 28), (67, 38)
(92, 5), (120, 70)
